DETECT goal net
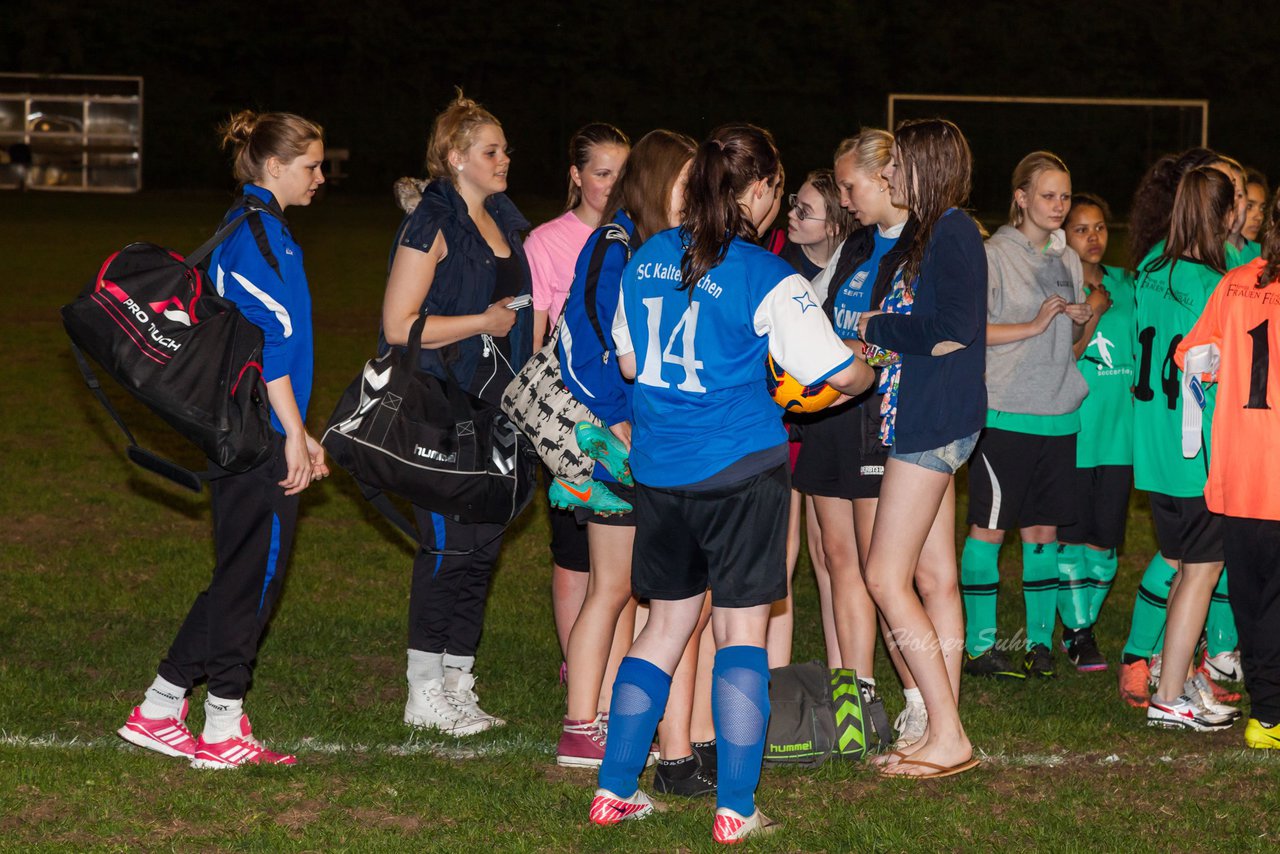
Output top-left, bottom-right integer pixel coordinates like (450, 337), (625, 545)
(886, 94), (1209, 224)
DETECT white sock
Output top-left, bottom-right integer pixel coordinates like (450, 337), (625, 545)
(442, 653), (475, 673)
(408, 649), (444, 684)
(139, 675), (186, 720)
(203, 694), (245, 742)
(903, 687), (924, 707)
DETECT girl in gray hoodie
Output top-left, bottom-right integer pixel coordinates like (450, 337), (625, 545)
(960, 151), (1097, 681)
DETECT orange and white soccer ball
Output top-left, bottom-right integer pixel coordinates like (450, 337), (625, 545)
(765, 354), (842, 413)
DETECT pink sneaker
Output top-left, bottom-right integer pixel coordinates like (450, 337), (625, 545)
(557, 715), (607, 767)
(588, 787), (654, 825)
(117, 699), (197, 759)
(190, 714), (296, 770)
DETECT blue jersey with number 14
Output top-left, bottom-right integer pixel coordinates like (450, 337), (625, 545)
(613, 228), (855, 487)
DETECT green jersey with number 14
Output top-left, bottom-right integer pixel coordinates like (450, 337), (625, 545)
(1132, 247), (1221, 496)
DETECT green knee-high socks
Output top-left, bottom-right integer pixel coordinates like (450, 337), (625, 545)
(961, 537), (1002, 655)
(1056, 543), (1090, 631)
(1205, 567), (1238, 658)
(1122, 553), (1176, 663)
(1084, 546), (1118, 626)
(1023, 542), (1060, 650)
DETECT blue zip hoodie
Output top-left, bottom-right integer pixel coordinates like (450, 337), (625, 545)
(209, 184), (313, 435)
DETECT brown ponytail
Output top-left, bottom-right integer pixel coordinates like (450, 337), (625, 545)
(679, 124), (781, 292)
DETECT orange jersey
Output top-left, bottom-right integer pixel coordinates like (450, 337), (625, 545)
(1176, 258), (1280, 520)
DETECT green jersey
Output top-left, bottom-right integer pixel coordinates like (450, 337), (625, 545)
(1229, 239), (1262, 266)
(1076, 265), (1136, 467)
(1132, 249), (1221, 496)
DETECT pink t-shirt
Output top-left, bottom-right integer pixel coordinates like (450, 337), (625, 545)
(524, 210), (594, 325)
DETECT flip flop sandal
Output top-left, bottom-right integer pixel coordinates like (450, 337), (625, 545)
(879, 756), (980, 779)
(870, 748), (910, 768)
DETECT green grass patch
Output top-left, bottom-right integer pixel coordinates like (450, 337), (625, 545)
(1, 191), (1277, 851)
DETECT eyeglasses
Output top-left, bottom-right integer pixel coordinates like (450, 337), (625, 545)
(788, 193), (828, 223)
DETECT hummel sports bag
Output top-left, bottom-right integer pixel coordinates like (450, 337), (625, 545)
(322, 312), (536, 528)
(60, 198), (276, 488)
(764, 661), (892, 767)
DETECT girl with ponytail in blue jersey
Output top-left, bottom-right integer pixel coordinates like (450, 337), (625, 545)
(588, 124), (872, 845)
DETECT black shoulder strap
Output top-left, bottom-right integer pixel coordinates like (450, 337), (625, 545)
(581, 223), (631, 349)
(69, 341), (210, 492)
(186, 195), (283, 275)
(247, 211), (283, 278)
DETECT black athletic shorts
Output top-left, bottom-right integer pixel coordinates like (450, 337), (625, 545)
(1149, 492), (1224, 564)
(542, 467), (589, 572)
(632, 464), (789, 608)
(966, 428), (1078, 531)
(574, 482), (636, 528)
(1058, 464), (1133, 549)
(792, 396), (886, 500)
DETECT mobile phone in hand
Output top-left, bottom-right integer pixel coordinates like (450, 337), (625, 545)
(506, 294), (532, 310)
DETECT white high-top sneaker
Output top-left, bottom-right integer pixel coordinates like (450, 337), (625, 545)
(405, 678), (468, 734)
(443, 668), (505, 734)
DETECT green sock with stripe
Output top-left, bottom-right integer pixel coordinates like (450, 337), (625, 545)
(1023, 542), (1059, 649)
(1084, 546), (1118, 626)
(961, 537), (1001, 655)
(1205, 567), (1238, 658)
(1055, 543), (1090, 631)
(1122, 553), (1176, 662)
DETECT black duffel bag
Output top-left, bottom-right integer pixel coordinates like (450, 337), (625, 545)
(60, 199), (277, 489)
(322, 313), (535, 530)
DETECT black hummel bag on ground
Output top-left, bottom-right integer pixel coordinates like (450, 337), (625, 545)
(322, 312), (536, 534)
(764, 661), (893, 767)
(61, 198), (278, 490)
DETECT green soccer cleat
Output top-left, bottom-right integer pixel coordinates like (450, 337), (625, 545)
(548, 477), (632, 516)
(574, 422), (634, 486)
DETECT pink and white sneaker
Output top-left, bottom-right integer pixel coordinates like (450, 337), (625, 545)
(190, 714), (296, 769)
(117, 699), (197, 759)
(588, 788), (655, 825)
(557, 715), (607, 768)
(713, 806), (779, 845)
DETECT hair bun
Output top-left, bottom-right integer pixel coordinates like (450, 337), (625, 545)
(221, 110), (259, 148)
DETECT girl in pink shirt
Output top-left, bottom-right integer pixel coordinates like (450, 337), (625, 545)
(526, 124), (630, 348)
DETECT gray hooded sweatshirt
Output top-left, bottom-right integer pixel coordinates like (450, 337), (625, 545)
(984, 225), (1088, 415)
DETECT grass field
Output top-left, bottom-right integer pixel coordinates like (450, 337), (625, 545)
(1, 190), (1276, 853)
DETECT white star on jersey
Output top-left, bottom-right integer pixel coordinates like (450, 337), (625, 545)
(792, 292), (819, 313)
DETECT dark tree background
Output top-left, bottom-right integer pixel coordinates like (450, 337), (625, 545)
(4, 0), (1275, 217)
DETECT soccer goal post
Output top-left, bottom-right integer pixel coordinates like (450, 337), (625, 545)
(886, 94), (1210, 223)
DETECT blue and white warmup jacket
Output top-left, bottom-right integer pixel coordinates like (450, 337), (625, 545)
(559, 211), (636, 483)
(209, 184), (314, 435)
(612, 228), (855, 488)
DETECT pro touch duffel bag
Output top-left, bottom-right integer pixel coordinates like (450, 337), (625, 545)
(61, 198), (278, 489)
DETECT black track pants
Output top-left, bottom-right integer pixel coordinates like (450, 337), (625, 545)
(159, 442), (297, 699)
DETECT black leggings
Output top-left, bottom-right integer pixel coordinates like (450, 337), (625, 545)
(407, 508), (505, 656)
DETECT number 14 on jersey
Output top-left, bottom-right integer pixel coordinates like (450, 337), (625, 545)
(636, 296), (707, 393)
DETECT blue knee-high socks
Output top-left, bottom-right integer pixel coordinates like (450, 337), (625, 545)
(597, 657), (671, 798)
(713, 645), (771, 816)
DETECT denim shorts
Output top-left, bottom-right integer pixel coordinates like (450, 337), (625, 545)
(888, 430), (980, 475)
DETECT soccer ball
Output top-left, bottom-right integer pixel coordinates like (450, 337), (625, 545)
(765, 354), (841, 413)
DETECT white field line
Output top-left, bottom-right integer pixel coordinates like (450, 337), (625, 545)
(1, 731), (1276, 767)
